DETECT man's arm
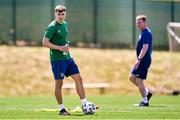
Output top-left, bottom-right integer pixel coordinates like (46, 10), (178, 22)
(138, 44), (149, 60)
(42, 37), (69, 52)
(133, 44), (149, 69)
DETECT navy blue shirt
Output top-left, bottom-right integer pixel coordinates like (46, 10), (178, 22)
(136, 28), (152, 67)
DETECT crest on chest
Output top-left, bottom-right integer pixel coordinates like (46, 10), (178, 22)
(58, 30), (61, 33)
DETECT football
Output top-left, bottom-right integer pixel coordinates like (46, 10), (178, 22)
(82, 102), (96, 115)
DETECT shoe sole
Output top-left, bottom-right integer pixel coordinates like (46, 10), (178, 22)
(134, 104), (149, 107)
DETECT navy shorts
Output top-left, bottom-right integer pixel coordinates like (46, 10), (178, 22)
(131, 62), (151, 80)
(51, 58), (80, 80)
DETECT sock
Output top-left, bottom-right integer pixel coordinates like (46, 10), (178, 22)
(59, 104), (65, 111)
(145, 88), (149, 96)
(81, 98), (87, 105)
(142, 97), (148, 103)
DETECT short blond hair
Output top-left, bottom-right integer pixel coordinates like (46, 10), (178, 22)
(55, 5), (66, 12)
(136, 15), (147, 22)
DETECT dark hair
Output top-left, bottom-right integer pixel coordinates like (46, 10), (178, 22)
(55, 9), (66, 13)
(55, 5), (66, 13)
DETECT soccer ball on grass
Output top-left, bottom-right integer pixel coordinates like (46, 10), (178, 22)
(82, 102), (96, 115)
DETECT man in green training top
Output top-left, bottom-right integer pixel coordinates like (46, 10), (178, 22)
(42, 5), (91, 115)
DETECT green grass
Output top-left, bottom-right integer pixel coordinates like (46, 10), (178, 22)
(0, 95), (180, 119)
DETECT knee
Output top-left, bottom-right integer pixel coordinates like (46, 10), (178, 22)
(129, 75), (135, 82)
(78, 75), (83, 81)
(76, 76), (83, 84)
(55, 82), (63, 89)
(136, 79), (143, 86)
(73, 74), (83, 82)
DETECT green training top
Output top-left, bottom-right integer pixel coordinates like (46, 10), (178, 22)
(44, 20), (71, 61)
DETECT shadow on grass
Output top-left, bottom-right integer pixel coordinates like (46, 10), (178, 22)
(69, 114), (85, 116)
(149, 105), (167, 107)
(70, 114), (96, 116)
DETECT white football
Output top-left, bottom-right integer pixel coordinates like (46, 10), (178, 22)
(82, 102), (96, 115)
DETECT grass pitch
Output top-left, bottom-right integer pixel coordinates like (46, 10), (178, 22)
(0, 95), (180, 119)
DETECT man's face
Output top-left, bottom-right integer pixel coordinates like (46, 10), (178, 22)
(55, 9), (66, 22)
(136, 19), (145, 30)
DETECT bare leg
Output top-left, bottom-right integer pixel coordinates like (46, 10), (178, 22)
(71, 74), (86, 99)
(55, 80), (63, 105)
(129, 74), (138, 87)
(136, 78), (146, 97)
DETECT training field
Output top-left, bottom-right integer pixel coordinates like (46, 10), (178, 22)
(0, 95), (180, 119)
(0, 46), (180, 119)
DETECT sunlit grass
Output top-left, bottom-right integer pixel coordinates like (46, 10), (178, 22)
(0, 46), (179, 96)
(0, 96), (180, 119)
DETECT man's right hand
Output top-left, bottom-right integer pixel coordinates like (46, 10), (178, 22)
(57, 46), (69, 52)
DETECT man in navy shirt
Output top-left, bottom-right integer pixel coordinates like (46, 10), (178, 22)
(129, 15), (153, 106)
